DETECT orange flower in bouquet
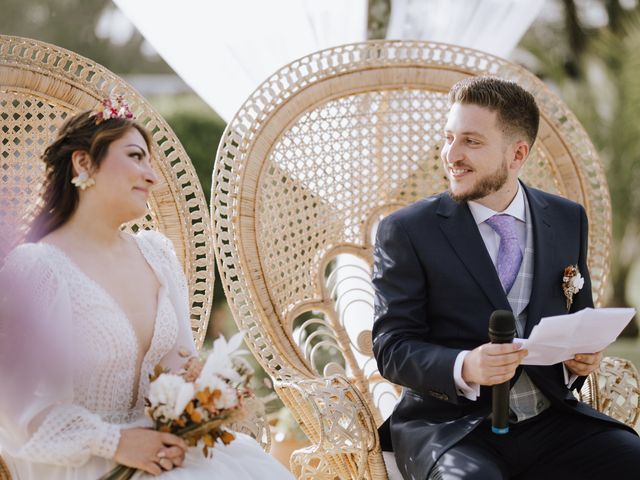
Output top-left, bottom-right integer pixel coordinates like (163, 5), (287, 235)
(99, 332), (254, 480)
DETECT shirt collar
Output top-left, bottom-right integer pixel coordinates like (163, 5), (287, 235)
(467, 181), (526, 225)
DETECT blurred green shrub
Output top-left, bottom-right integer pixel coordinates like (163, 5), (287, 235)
(163, 109), (226, 204)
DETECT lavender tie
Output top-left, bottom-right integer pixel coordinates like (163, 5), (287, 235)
(485, 214), (523, 294)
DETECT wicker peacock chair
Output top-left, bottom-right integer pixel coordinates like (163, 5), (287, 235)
(211, 41), (640, 479)
(0, 35), (264, 479)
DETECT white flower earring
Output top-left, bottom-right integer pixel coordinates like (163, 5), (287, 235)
(71, 171), (95, 190)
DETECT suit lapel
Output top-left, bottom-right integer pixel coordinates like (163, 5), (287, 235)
(522, 185), (554, 337)
(437, 194), (511, 311)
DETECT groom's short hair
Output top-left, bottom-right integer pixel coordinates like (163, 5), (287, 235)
(448, 76), (540, 148)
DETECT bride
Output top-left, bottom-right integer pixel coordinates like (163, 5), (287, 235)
(0, 102), (294, 480)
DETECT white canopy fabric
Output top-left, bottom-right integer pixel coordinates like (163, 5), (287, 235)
(114, 0), (544, 120)
(387, 0), (545, 59)
(113, 0), (367, 121)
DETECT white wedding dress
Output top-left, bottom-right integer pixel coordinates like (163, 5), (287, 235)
(0, 231), (293, 480)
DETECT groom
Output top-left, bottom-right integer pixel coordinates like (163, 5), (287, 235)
(372, 77), (640, 479)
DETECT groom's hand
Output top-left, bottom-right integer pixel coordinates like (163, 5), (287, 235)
(462, 343), (528, 386)
(564, 351), (603, 377)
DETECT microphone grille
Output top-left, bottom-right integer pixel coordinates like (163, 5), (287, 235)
(489, 310), (516, 336)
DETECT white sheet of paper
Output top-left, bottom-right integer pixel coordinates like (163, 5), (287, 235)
(514, 308), (636, 366)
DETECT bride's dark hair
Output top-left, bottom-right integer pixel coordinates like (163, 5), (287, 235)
(26, 111), (152, 242)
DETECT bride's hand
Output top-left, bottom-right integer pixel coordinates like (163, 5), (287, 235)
(114, 428), (188, 475)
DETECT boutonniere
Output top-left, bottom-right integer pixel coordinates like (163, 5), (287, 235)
(562, 264), (584, 310)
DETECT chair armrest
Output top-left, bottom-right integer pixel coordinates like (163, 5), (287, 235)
(228, 396), (271, 451)
(577, 356), (640, 428)
(275, 375), (387, 479)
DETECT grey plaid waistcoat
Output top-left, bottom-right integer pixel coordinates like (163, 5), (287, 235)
(506, 194), (550, 422)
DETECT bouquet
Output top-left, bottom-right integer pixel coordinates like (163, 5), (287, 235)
(99, 332), (253, 480)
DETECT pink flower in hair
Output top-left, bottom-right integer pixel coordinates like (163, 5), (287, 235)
(92, 95), (134, 124)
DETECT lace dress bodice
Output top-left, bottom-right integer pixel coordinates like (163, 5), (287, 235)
(0, 231), (196, 467)
(43, 241), (179, 425)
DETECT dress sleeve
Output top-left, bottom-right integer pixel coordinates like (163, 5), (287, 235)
(139, 231), (197, 369)
(0, 245), (121, 466)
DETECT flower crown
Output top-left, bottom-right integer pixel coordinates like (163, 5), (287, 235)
(91, 95), (134, 124)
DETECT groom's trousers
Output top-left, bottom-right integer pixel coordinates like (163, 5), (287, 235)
(427, 406), (640, 480)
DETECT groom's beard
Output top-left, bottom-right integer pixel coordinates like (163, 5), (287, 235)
(447, 156), (509, 204)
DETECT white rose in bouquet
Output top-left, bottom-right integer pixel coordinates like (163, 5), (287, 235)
(148, 373), (195, 419)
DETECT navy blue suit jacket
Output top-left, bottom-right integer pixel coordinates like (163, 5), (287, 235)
(372, 184), (633, 479)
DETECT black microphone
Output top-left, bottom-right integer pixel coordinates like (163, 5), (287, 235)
(488, 310), (516, 435)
